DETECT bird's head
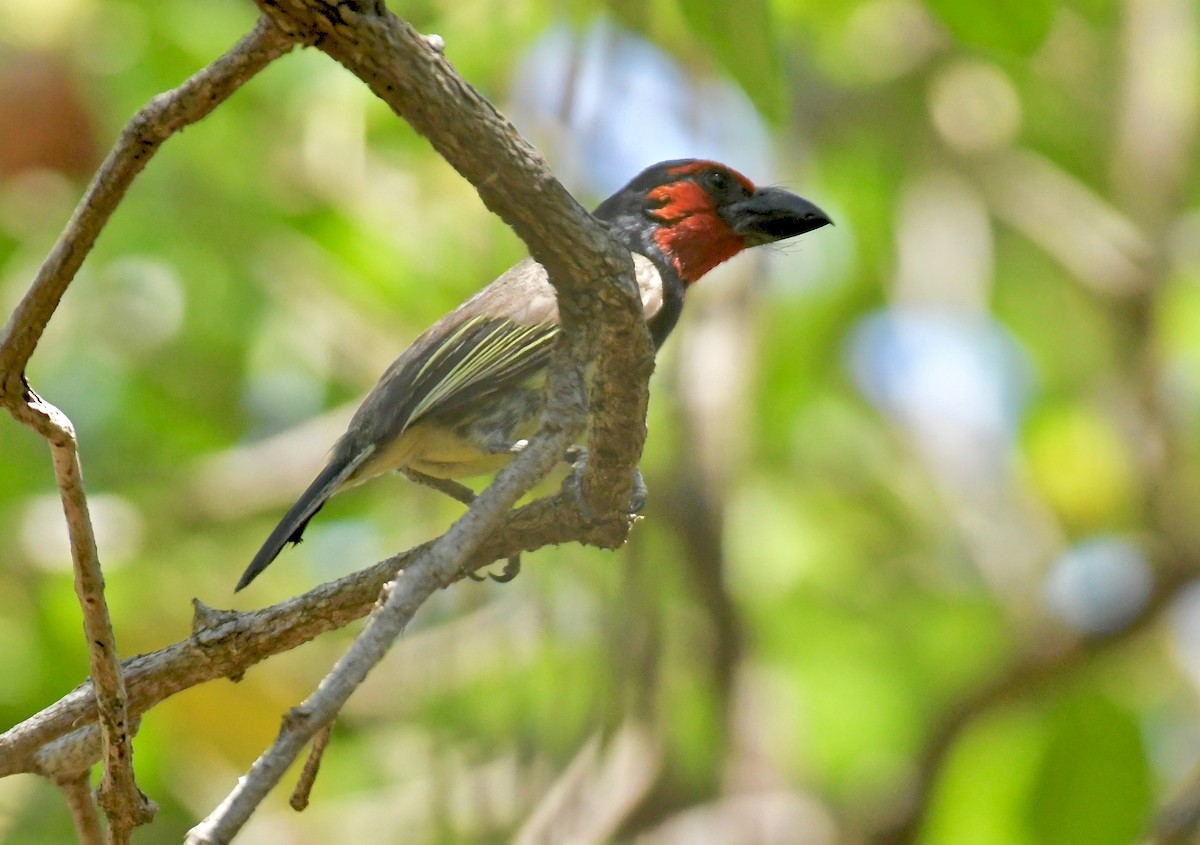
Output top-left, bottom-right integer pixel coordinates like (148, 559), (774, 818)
(593, 159), (832, 284)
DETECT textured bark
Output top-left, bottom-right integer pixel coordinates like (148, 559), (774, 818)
(0, 19), (296, 842)
(0, 3), (656, 838)
(0, 491), (625, 779)
(249, 0), (653, 509)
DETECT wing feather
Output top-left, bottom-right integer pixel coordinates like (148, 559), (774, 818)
(342, 253), (665, 459)
(408, 317), (559, 423)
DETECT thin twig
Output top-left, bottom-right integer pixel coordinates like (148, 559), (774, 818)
(37, 389), (155, 842)
(0, 490), (617, 780)
(0, 19), (296, 842)
(289, 720), (334, 811)
(182, 0), (655, 836)
(56, 771), (105, 845)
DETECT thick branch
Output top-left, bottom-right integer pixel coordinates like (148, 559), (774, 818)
(0, 492), (622, 780)
(0, 5), (656, 837)
(251, 0), (653, 510)
(175, 8), (656, 833)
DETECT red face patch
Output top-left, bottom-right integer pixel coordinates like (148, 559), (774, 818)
(647, 180), (717, 223)
(648, 178), (748, 283)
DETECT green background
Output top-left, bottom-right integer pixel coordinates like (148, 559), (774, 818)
(0, 0), (1196, 842)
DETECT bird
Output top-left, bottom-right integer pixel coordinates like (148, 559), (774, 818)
(236, 159), (831, 590)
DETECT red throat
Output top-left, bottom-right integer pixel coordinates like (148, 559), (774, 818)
(649, 181), (746, 283)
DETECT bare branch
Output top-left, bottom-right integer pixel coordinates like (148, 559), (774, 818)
(175, 4), (658, 836)
(0, 18), (296, 841)
(2, 4), (656, 839)
(187, 349), (591, 840)
(174, 1), (657, 830)
(288, 720), (334, 811)
(0, 491), (623, 780)
(40, 392), (155, 841)
(56, 770), (105, 845)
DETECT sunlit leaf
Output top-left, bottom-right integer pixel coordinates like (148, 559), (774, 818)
(677, 0), (788, 123)
(1028, 693), (1153, 845)
(924, 0), (1057, 55)
(923, 705), (1045, 845)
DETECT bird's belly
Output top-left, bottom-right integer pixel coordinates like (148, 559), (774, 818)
(400, 424), (520, 478)
(396, 386), (546, 480)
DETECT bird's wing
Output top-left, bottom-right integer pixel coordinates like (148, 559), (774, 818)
(343, 253), (664, 452)
(405, 314), (559, 422)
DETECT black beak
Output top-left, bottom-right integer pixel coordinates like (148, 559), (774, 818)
(720, 187), (833, 247)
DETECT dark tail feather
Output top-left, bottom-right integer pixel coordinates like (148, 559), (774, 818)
(236, 448), (370, 591)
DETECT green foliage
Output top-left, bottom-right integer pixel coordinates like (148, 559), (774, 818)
(677, 0), (788, 124)
(1028, 692), (1153, 845)
(924, 704), (1047, 845)
(924, 0), (1058, 55)
(1, 0), (1197, 842)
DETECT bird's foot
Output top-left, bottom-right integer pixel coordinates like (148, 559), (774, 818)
(405, 469), (520, 584)
(563, 447), (647, 522)
(628, 468), (648, 514)
(464, 554), (522, 584)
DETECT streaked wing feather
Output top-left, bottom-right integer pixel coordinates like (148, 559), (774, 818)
(344, 252), (664, 452)
(407, 317), (558, 422)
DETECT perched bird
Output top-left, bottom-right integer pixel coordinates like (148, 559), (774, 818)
(237, 159), (831, 590)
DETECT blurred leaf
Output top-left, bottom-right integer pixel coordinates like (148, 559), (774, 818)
(1027, 692), (1152, 845)
(924, 0), (1058, 55)
(603, 0), (653, 32)
(677, 0), (788, 123)
(923, 705), (1045, 845)
(1023, 402), (1136, 530)
(1065, 0), (1121, 26)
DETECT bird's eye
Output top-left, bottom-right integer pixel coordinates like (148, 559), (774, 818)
(703, 168), (745, 200)
(705, 170), (732, 194)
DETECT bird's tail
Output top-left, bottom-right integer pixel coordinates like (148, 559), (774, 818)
(235, 446), (372, 591)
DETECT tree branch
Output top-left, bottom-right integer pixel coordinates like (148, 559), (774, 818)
(288, 720), (334, 811)
(0, 3), (657, 838)
(174, 5), (656, 837)
(46, 395), (155, 841)
(0, 19), (295, 842)
(0, 492), (618, 780)
(56, 770), (105, 845)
